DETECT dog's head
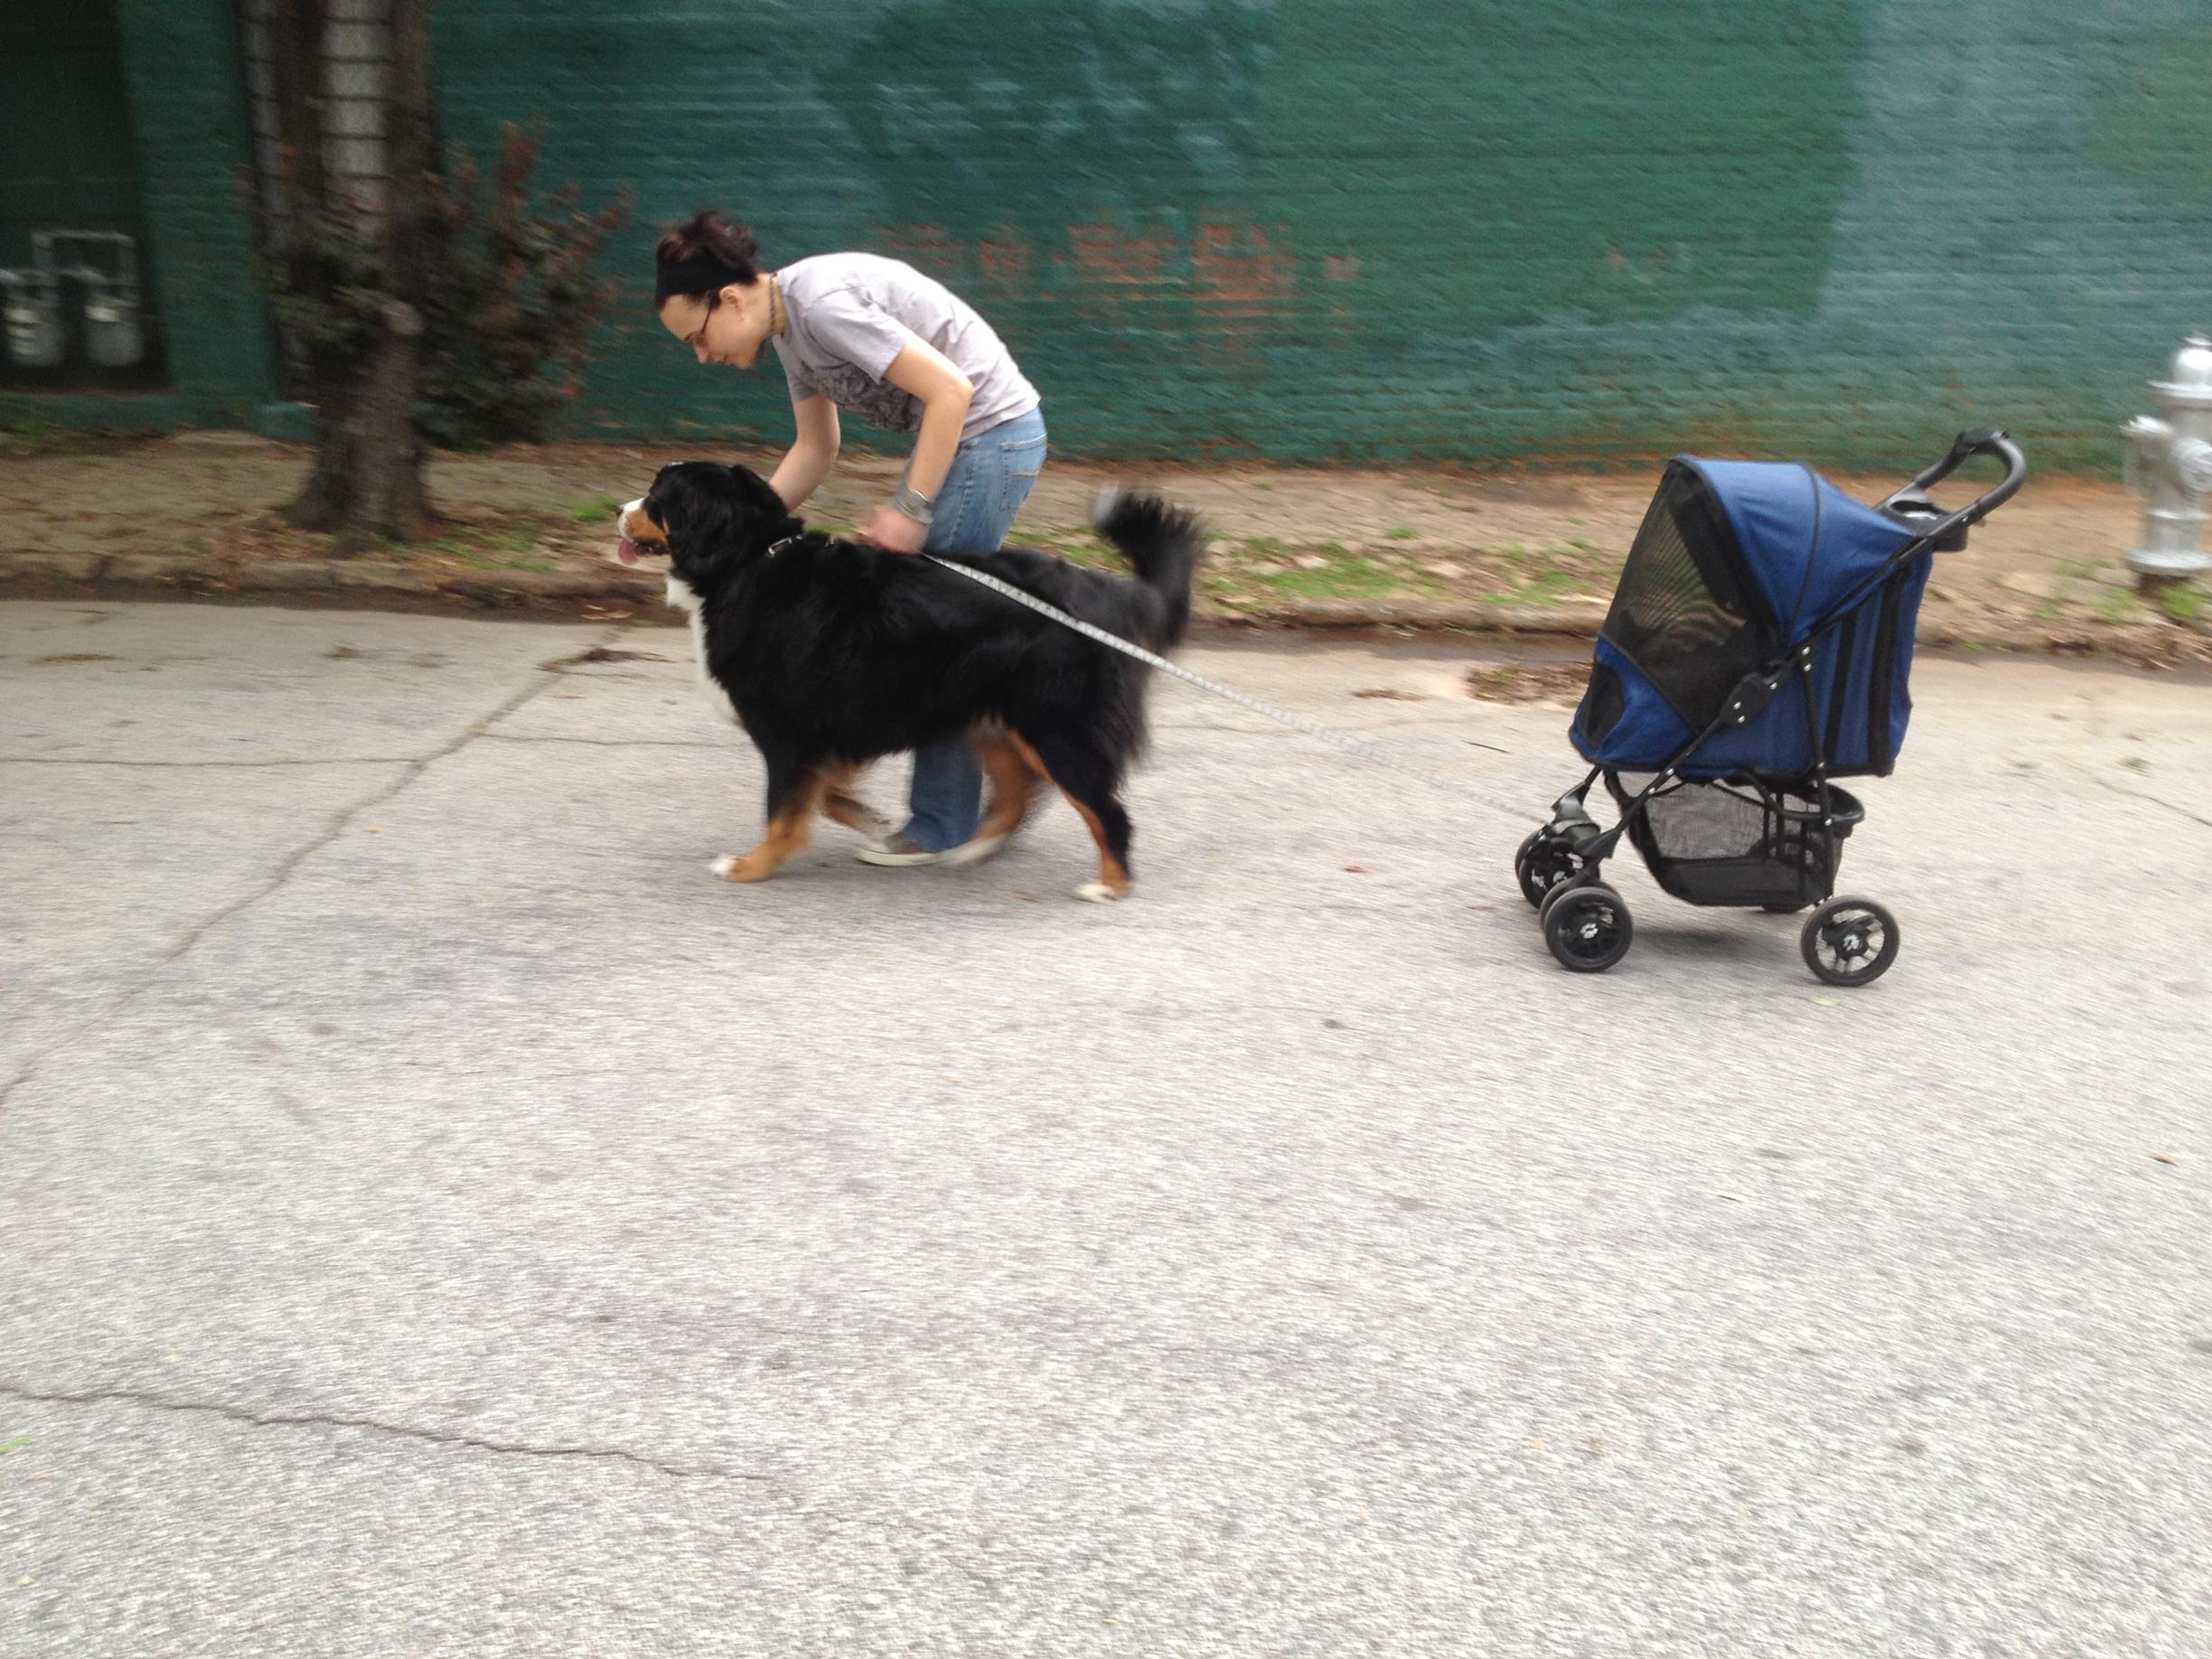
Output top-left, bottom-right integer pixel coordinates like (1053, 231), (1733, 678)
(613, 462), (801, 593)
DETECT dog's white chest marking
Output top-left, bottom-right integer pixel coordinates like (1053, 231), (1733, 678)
(664, 574), (741, 726)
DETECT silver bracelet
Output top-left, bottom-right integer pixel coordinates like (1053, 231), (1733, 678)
(892, 483), (935, 524)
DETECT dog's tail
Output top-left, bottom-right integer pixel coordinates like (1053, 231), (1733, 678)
(1090, 486), (1204, 649)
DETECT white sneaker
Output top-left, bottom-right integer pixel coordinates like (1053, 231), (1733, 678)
(855, 831), (1009, 869)
(855, 832), (950, 867)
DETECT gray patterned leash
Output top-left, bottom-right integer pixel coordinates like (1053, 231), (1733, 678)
(924, 554), (1507, 802)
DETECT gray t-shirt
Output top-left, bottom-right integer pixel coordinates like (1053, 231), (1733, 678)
(771, 252), (1040, 438)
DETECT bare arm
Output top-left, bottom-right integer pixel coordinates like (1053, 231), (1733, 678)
(861, 339), (974, 551)
(884, 338), (974, 501)
(768, 395), (840, 509)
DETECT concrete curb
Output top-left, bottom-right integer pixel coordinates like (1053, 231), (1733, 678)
(1, 548), (2204, 661)
(0, 548), (674, 618)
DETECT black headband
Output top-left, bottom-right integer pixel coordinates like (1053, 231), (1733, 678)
(654, 251), (746, 308)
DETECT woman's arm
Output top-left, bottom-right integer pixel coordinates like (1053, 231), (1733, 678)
(769, 395), (840, 509)
(862, 339), (974, 552)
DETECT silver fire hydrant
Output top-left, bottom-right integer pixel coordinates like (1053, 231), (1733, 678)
(2123, 333), (2212, 585)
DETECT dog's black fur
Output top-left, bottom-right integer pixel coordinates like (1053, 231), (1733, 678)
(622, 461), (1202, 895)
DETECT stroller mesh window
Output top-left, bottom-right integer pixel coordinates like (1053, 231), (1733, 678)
(1632, 777), (1783, 862)
(1601, 465), (1777, 728)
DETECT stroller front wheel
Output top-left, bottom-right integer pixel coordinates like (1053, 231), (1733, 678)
(1515, 831), (1583, 908)
(1544, 884), (1634, 973)
(1800, 896), (1899, 987)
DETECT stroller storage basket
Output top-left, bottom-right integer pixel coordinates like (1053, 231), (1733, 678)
(1607, 773), (1863, 908)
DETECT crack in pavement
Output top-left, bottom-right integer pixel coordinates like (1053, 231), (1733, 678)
(0, 633), (619, 1117)
(0, 1382), (772, 1485)
(2082, 766), (2212, 832)
(483, 732), (728, 750)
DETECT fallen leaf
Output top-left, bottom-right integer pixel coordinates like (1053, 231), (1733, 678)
(1711, 1189), (1750, 1204)
(1343, 864), (1368, 874)
(1813, 995), (1840, 1007)
(1527, 1437), (1547, 1451)
(1353, 687), (1423, 700)
(0, 1436), (28, 1457)
(33, 652), (116, 664)
(327, 645), (361, 659)
(2152, 1153), (2178, 1166)
(160, 1353), (181, 1364)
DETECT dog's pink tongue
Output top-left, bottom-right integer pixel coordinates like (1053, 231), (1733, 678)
(616, 537), (643, 566)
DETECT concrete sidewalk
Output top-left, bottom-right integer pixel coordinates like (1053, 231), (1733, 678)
(1, 429), (2207, 661)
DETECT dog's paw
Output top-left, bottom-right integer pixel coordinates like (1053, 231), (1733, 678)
(708, 855), (737, 879)
(1074, 881), (1125, 904)
(708, 853), (773, 883)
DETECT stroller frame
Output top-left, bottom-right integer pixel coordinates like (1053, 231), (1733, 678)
(1519, 428), (2027, 984)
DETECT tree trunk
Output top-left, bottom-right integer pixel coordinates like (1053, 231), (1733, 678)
(337, 0), (437, 550)
(268, 0), (351, 531)
(265, 0), (439, 545)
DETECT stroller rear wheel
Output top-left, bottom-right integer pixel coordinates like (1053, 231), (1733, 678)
(1800, 896), (1898, 987)
(1514, 832), (1583, 908)
(1544, 884), (1634, 973)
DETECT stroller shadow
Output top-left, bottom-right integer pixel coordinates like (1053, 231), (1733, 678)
(1619, 920), (1772, 967)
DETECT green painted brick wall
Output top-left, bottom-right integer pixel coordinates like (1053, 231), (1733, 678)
(111, 0), (277, 420)
(427, 0), (2212, 470)
(96, 0), (2212, 467)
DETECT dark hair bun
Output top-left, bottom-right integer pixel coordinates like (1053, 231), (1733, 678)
(655, 211), (760, 282)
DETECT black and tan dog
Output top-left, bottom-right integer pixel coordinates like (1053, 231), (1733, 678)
(614, 463), (1202, 900)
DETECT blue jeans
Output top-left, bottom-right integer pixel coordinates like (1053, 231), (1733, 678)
(903, 407), (1048, 850)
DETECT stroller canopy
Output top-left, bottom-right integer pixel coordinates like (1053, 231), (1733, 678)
(1573, 458), (1931, 779)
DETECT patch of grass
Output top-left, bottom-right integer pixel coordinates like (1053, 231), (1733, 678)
(2094, 590), (2146, 626)
(1245, 557), (1443, 602)
(0, 1433), (27, 1457)
(2158, 582), (2203, 623)
(1384, 527), (1418, 539)
(1509, 568), (1579, 604)
(0, 399), (61, 442)
(428, 519), (555, 563)
(570, 492), (627, 523)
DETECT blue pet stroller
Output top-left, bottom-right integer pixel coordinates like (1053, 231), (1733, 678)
(1516, 428), (2027, 983)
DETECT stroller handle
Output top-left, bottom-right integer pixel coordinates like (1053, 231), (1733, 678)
(1883, 427), (2028, 542)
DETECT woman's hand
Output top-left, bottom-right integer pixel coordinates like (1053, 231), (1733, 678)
(862, 504), (927, 554)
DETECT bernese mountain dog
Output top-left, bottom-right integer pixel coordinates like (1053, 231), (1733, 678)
(613, 462), (1203, 901)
